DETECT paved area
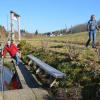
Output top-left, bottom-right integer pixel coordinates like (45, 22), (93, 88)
(0, 88), (51, 100)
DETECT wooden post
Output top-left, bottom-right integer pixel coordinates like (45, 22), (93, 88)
(10, 12), (14, 33)
(10, 11), (21, 41)
(10, 12), (14, 41)
(18, 16), (21, 41)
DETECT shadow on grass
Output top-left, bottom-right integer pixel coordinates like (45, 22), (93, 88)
(81, 84), (100, 100)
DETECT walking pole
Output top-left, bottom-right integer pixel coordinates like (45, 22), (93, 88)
(0, 43), (4, 99)
(1, 57), (4, 99)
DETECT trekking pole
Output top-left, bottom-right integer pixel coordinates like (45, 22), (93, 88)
(0, 43), (4, 99)
(1, 57), (4, 99)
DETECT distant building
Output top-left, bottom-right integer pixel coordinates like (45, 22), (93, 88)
(50, 33), (55, 37)
(59, 34), (63, 36)
(45, 31), (63, 37)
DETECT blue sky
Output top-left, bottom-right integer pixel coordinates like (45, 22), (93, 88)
(0, 0), (100, 33)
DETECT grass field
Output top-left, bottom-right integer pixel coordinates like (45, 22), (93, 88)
(23, 32), (100, 54)
(48, 32), (100, 42)
(25, 32), (100, 46)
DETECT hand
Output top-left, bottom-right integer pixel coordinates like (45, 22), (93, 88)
(98, 29), (100, 32)
(2, 56), (4, 59)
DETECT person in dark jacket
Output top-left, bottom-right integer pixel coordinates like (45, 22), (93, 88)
(86, 15), (99, 48)
(2, 40), (20, 65)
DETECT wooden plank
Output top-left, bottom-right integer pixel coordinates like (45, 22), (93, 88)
(27, 55), (66, 78)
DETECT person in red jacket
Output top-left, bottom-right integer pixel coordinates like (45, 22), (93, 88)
(2, 40), (20, 65)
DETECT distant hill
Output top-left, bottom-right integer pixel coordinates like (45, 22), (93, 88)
(44, 20), (100, 36)
(97, 20), (100, 26)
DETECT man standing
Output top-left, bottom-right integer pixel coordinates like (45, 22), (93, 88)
(86, 15), (99, 48)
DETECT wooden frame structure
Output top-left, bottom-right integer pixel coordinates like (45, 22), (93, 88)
(10, 11), (21, 41)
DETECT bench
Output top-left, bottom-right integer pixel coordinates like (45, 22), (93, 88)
(27, 54), (66, 87)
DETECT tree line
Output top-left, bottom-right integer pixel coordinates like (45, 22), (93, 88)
(44, 20), (100, 35)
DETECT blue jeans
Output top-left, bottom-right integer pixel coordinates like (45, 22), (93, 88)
(86, 30), (96, 48)
(13, 53), (20, 65)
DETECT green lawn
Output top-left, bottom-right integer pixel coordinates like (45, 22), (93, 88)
(25, 32), (100, 51)
(47, 32), (100, 44)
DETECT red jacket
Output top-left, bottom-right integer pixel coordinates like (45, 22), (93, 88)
(3, 43), (18, 57)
